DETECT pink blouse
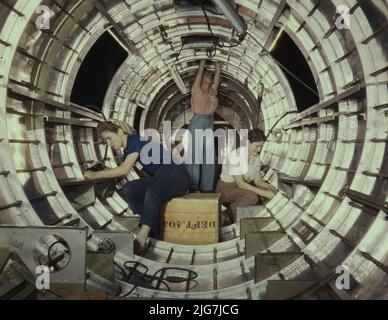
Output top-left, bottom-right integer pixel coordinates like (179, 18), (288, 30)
(190, 86), (218, 115)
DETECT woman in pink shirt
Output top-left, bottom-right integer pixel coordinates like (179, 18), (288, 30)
(186, 60), (221, 192)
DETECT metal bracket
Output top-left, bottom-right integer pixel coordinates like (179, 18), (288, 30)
(0, 248), (10, 273)
(0, 253), (37, 299)
(86, 251), (115, 282)
(61, 182), (96, 212)
(0, 226), (87, 292)
(113, 216), (140, 233)
(254, 252), (303, 283)
(236, 205), (268, 229)
(340, 186), (388, 214)
(245, 231), (286, 258)
(240, 217), (275, 239)
(93, 230), (134, 261)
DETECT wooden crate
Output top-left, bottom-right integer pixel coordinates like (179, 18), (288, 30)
(161, 193), (221, 245)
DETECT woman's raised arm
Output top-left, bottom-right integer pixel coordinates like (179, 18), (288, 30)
(192, 60), (206, 92)
(212, 61), (222, 91)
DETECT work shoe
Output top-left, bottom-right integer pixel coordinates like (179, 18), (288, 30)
(133, 233), (149, 255)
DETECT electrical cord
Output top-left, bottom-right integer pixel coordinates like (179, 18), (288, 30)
(201, 6), (217, 58)
(152, 267), (198, 285)
(172, 0), (245, 65)
(265, 110), (298, 140)
(200, 4), (244, 58)
(119, 261), (164, 297)
(246, 30), (319, 98)
(85, 104), (108, 122)
(116, 260), (198, 297)
(47, 240), (70, 271)
(259, 110), (298, 175)
(202, 6), (243, 48)
(172, 41), (185, 71)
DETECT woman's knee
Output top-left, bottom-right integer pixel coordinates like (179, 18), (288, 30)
(144, 187), (163, 203)
(215, 182), (221, 193)
(243, 193), (259, 205)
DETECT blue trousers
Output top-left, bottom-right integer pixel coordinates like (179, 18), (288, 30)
(186, 114), (215, 192)
(122, 164), (190, 238)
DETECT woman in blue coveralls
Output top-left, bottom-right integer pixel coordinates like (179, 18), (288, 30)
(84, 122), (190, 252)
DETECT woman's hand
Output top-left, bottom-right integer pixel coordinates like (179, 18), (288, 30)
(257, 187), (277, 200)
(84, 170), (98, 180)
(265, 190), (276, 199)
(266, 185), (278, 194)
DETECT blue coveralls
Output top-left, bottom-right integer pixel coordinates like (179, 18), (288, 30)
(186, 114), (215, 192)
(122, 135), (190, 238)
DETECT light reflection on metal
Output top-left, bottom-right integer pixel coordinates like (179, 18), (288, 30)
(107, 28), (131, 54)
(168, 66), (189, 95)
(269, 28), (284, 52)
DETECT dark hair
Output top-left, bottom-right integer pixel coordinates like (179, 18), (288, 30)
(97, 122), (122, 136)
(248, 128), (266, 142)
(97, 121), (136, 137)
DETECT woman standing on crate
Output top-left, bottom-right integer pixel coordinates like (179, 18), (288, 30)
(84, 122), (190, 252)
(186, 60), (222, 192)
